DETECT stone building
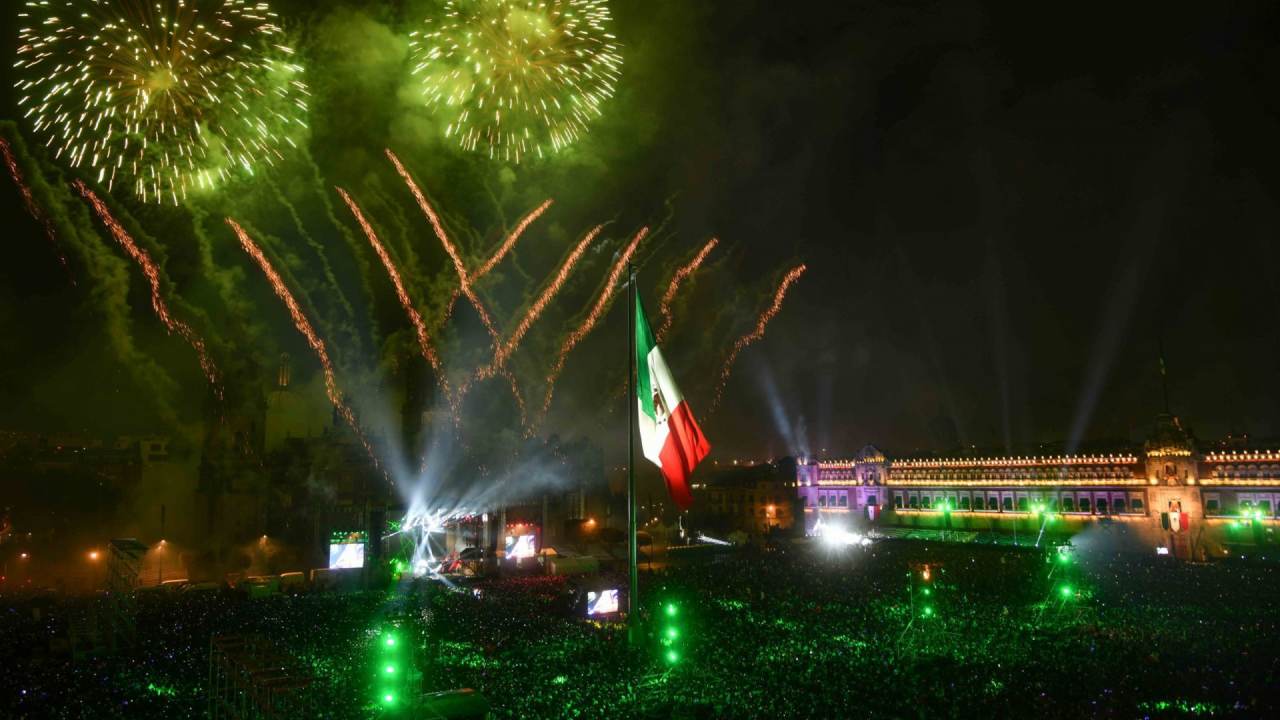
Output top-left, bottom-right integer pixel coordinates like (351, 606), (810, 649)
(691, 458), (801, 537)
(797, 413), (1277, 559)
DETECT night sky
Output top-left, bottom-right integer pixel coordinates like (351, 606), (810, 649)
(2, 0), (1280, 466)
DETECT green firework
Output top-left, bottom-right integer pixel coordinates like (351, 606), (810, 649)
(410, 0), (622, 163)
(14, 0), (310, 205)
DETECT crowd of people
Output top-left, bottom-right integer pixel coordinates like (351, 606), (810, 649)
(3, 540), (1280, 718)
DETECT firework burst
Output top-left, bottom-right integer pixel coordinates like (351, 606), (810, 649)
(711, 264), (807, 411)
(75, 181), (221, 395)
(410, 0), (622, 163)
(15, 0), (309, 205)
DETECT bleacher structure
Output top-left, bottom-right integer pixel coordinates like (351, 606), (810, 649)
(207, 635), (316, 719)
(105, 538), (148, 651)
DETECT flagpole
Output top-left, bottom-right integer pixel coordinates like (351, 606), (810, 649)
(627, 263), (639, 645)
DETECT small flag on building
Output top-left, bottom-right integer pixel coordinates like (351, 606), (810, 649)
(635, 296), (710, 509)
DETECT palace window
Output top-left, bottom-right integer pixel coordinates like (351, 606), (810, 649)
(1113, 498), (1127, 513)
(838, 494), (848, 508)
(959, 496), (971, 510)
(909, 496), (920, 509)
(1002, 496), (1014, 512)
(1130, 498), (1144, 512)
(973, 496), (985, 510)
(1062, 497), (1076, 512)
(894, 494), (904, 509)
(1096, 498), (1108, 515)
(1260, 499), (1273, 515)
(1047, 498), (1059, 512)
(1079, 497), (1091, 513)
(867, 494), (878, 507)
(1204, 496), (1219, 514)
(818, 495), (827, 507)
(922, 496), (932, 509)
(1017, 497), (1029, 512)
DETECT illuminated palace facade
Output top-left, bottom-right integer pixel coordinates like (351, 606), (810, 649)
(797, 414), (1280, 558)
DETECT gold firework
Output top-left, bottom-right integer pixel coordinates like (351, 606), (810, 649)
(15, 0), (309, 205)
(410, 0), (622, 163)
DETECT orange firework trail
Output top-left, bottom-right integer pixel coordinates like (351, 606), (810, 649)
(336, 187), (452, 407)
(657, 237), (718, 343)
(710, 264), (808, 412)
(540, 226), (648, 421)
(472, 199), (553, 282)
(1, 136), (72, 282)
(386, 149), (499, 340)
(439, 199), (551, 324)
(75, 181), (221, 397)
(225, 218), (380, 470)
(480, 224), (603, 380)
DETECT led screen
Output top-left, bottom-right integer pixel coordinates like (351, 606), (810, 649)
(587, 589), (619, 615)
(328, 542), (365, 569)
(504, 534), (536, 560)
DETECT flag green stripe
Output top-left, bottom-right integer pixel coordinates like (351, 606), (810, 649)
(635, 296), (656, 421)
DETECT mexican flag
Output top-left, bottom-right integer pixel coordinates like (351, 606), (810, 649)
(636, 296), (710, 509)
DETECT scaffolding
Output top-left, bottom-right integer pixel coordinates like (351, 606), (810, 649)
(207, 635), (316, 719)
(105, 538), (147, 651)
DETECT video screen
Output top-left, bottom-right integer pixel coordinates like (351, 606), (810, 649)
(328, 542), (365, 569)
(504, 534), (537, 560)
(587, 589), (619, 615)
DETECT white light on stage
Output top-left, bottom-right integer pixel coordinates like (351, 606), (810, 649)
(696, 533), (731, 546)
(818, 525), (864, 548)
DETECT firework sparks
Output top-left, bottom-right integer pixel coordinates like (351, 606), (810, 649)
(15, 0), (309, 205)
(388, 149), (544, 433)
(336, 187), (452, 407)
(657, 237), (718, 343)
(540, 226), (647, 421)
(225, 218), (379, 471)
(386, 149), (499, 340)
(472, 199), (553, 281)
(439, 197), (553, 323)
(711, 264), (807, 411)
(75, 181), (220, 395)
(456, 223), (599, 431)
(485, 224), (603, 377)
(0, 136), (72, 282)
(410, 0), (622, 163)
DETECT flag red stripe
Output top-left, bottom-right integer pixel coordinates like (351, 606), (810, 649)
(658, 401), (711, 510)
